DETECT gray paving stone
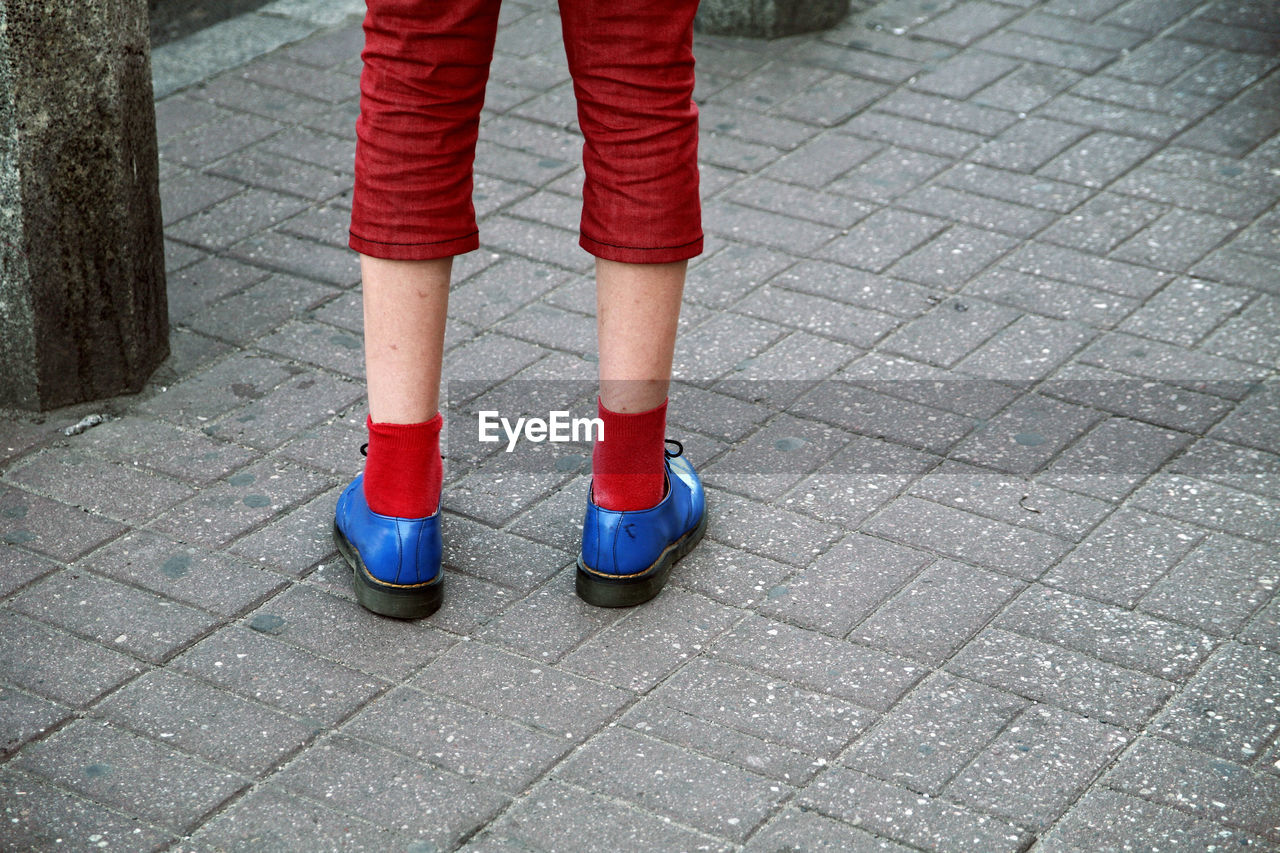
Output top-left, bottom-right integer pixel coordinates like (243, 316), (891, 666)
(841, 111), (986, 159)
(13, 719), (245, 833)
(899, 184), (1058, 238)
(702, 488), (842, 566)
(1210, 379), (1280, 456)
(853, 559), (1023, 666)
(1114, 211), (1244, 272)
(1037, 131), (1160, 188)
(0, 611), (143, 708)
(998, 585), (1218, 681)
(1005, 242), (1173, 299)
(1114, 167), (1276, 220)
(1170, 438), (1280, 501)
(135, 351), (295, 426)
(11, 569), (220, 664)
(1042, 362), (1235, 434)
(204, 370), (363, 451)
(69, 416), (259, 487)
(886, 224), (1018, 291)
(562, 588), (741, 692)
(911, 51), (1021, 99)
(1204, 294), (1280, 366)
(1042, 415), (1192, 501)
(646, 657), (875, 757)
(191, 783), (399, 851)
(620, 699), (822, 785)
(799, 766), (1031, 853)
(1038, 786), (1262, 852)
(97, 669), (316, 775)
(745, 807), (915, 852)
(344, 686), (569, 793)
(973, 63), (1082, 112)
(1193, 246), (1280, 294)
(272, 735), (509, 845)
(1044, 507), (1205, 607)
(4, 448), (197, 526)
(1071, 74), (1220, 121)
(150, 458), (331, 547)
(418, 640), (631, 738)
(876, 90), (1019, 137)
(1106, 735), (1280, 842)
(948, 627), (1176, 728)
(172, 625), (383, 724)
(253, 316), (366, 378)
(1105, 37), (1212, 84)
(187, 273), (342, 345)
(783, 435), (935, 528)
(166, 187), (313, 251)
(0, 684), (71, 759)
(914, 1), (1021, 46)
(831, 146), (952, 204)
(1130, 472), (1280, 542)
(0, 546), (58, 599)
(972, 117), (1092, 172)
(702, 412), (852, 499)
(0, 769), (174, 852)
(844, 672), (1029, 794)
(1040, 93), (1193, 140)
(276, 415), (366, 478)
(976, 29), (1120, 72)
(249, 584), (453, 680)
(880, 297), (1018, 368)
(841, 356), (1026, 419)
(1077, 333), (1266, 397)
(945, 704), (1130, 829)
(758, 531), (930, 636)
(951, 392), (1105, 476)
(556, 727), (789, 843)
(441, 516), (573, 592)
(670, 539), (793, 609)
(227, 488), (341, 577)
(866, 496), (1073, 580)
(1040, 192), (1167, 255)
(707, 615), (921, 712)
(493, 779), (732, 853)
(940, 163), (1092, 214)
(956, 315), (1095, 382)
(1138, 534), (1279, 636)
(910, 462), (1113, 541)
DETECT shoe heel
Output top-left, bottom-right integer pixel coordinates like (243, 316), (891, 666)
(575, 510), (707, 608)
(333, 524), (443, 619)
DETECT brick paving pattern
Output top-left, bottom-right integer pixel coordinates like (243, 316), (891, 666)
(2, 0), (1279, 849)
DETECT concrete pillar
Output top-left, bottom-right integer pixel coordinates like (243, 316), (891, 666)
(1, 0), (168, 410)
(696, 0), (851, 38)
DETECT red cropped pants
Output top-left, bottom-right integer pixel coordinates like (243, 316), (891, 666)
(349, 0), (703, 264)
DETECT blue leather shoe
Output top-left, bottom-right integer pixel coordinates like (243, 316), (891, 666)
(333, 474), (443, 619)
(577, 440), (707, 607)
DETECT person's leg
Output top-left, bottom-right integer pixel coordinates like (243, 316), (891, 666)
(336, 0), (498, 619)
(359, 255), (450, 520)
(593, 258), (685, 510)
(561, 0), (706, 605)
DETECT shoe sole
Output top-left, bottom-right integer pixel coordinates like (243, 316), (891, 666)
(575, 508), (707, 608)
(333, 523), (443, 619)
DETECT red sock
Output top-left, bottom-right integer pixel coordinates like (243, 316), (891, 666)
(591, 397), (667, 511)
(362, 414), (443, 517)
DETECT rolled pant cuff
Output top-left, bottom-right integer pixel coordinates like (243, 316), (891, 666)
(348, 229), (480, 261)
(579, 233), (704, 264)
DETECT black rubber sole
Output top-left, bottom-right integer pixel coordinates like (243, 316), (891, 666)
(333, 523), (443, 619)
(575, 510), (707, 608)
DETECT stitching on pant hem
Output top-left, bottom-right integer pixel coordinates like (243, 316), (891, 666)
(580, 234), (703, 252)
(349, 230), (479, 247)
